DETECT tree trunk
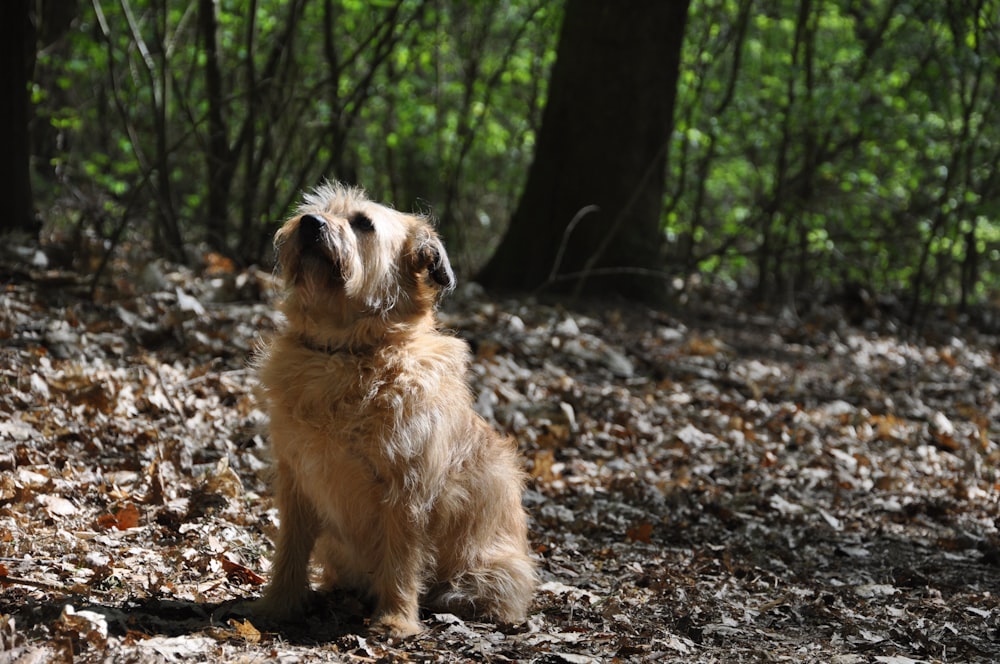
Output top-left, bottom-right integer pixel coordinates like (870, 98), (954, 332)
(200, 0), (234, 254)
(0, 0), (39, 236)
(478, 0), (689, 302)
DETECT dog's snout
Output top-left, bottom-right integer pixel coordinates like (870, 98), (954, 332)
(299, 213), (326, 245)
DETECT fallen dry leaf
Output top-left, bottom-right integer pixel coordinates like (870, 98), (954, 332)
(227, 618), (261, 644)
(96, 504), (141, 530)
(221, 557), (266, 586)
(1, 252), (998, 663)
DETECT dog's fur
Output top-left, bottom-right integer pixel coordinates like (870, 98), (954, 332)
(251, 183), (536, 637)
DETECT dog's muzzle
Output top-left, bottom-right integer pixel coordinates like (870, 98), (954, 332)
(294, 213), (343, 283)
(299, 213), (326, 249)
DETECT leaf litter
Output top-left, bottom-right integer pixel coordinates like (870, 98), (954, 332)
(1, 255), (999, 662)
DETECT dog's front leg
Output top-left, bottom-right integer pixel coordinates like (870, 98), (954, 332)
(256, 461), (320, 619)
(370, 503), (426, 637)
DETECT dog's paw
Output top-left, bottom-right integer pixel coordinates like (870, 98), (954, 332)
(371, 611), (423, 638)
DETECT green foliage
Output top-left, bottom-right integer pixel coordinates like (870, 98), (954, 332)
(33, 0), (559, 269)
(668, 0), (1000, 316)
(31, 0), (1000, 315)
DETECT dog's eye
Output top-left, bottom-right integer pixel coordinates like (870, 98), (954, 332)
(349, 212), (375, 233)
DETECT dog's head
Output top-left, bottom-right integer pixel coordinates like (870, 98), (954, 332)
(274, 182), (455, 333)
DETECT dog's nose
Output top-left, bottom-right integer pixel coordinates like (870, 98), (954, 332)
(299, 214), (326, 245)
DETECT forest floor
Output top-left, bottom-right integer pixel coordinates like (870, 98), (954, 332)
(2, 246), (1000, 663)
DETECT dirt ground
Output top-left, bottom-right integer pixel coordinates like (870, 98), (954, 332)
(2, 257), (999, 663)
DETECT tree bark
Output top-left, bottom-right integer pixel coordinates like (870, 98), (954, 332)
(0, 0), (39, 236)
(478, 0), (689, 302)
(200, 0), (234, 254)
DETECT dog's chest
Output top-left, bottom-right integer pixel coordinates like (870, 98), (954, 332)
(268, 357), (435, 465)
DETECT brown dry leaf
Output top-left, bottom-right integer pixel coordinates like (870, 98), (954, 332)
(530, 449), (560, 483)
(221, 557), (266, 586)
(682, 334), (723, 357)
(117, 503), (140, 528)
(49, 375), (115, 413)
(227, 618), (262, 644)
(204, 252), (237, 276)
(870, 413), (907, 443)
(203, 459), (244, 499)
(931, 431), (961, 452)
(57, 605), (108, 651)
(536, 423), (571, 449)
(625, 522), (654, 543)
(96, 503), (141, 530)
(475, 339), (502, 361)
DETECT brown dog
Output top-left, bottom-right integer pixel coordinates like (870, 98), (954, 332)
(250, 182), (536, 637)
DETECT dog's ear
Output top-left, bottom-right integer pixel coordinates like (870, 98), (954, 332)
(413, 226), (456, 293)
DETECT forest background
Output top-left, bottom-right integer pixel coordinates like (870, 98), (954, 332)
(2, 0), (998, 320)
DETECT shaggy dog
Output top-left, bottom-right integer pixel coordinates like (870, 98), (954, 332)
(249, 182), (536, 637)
